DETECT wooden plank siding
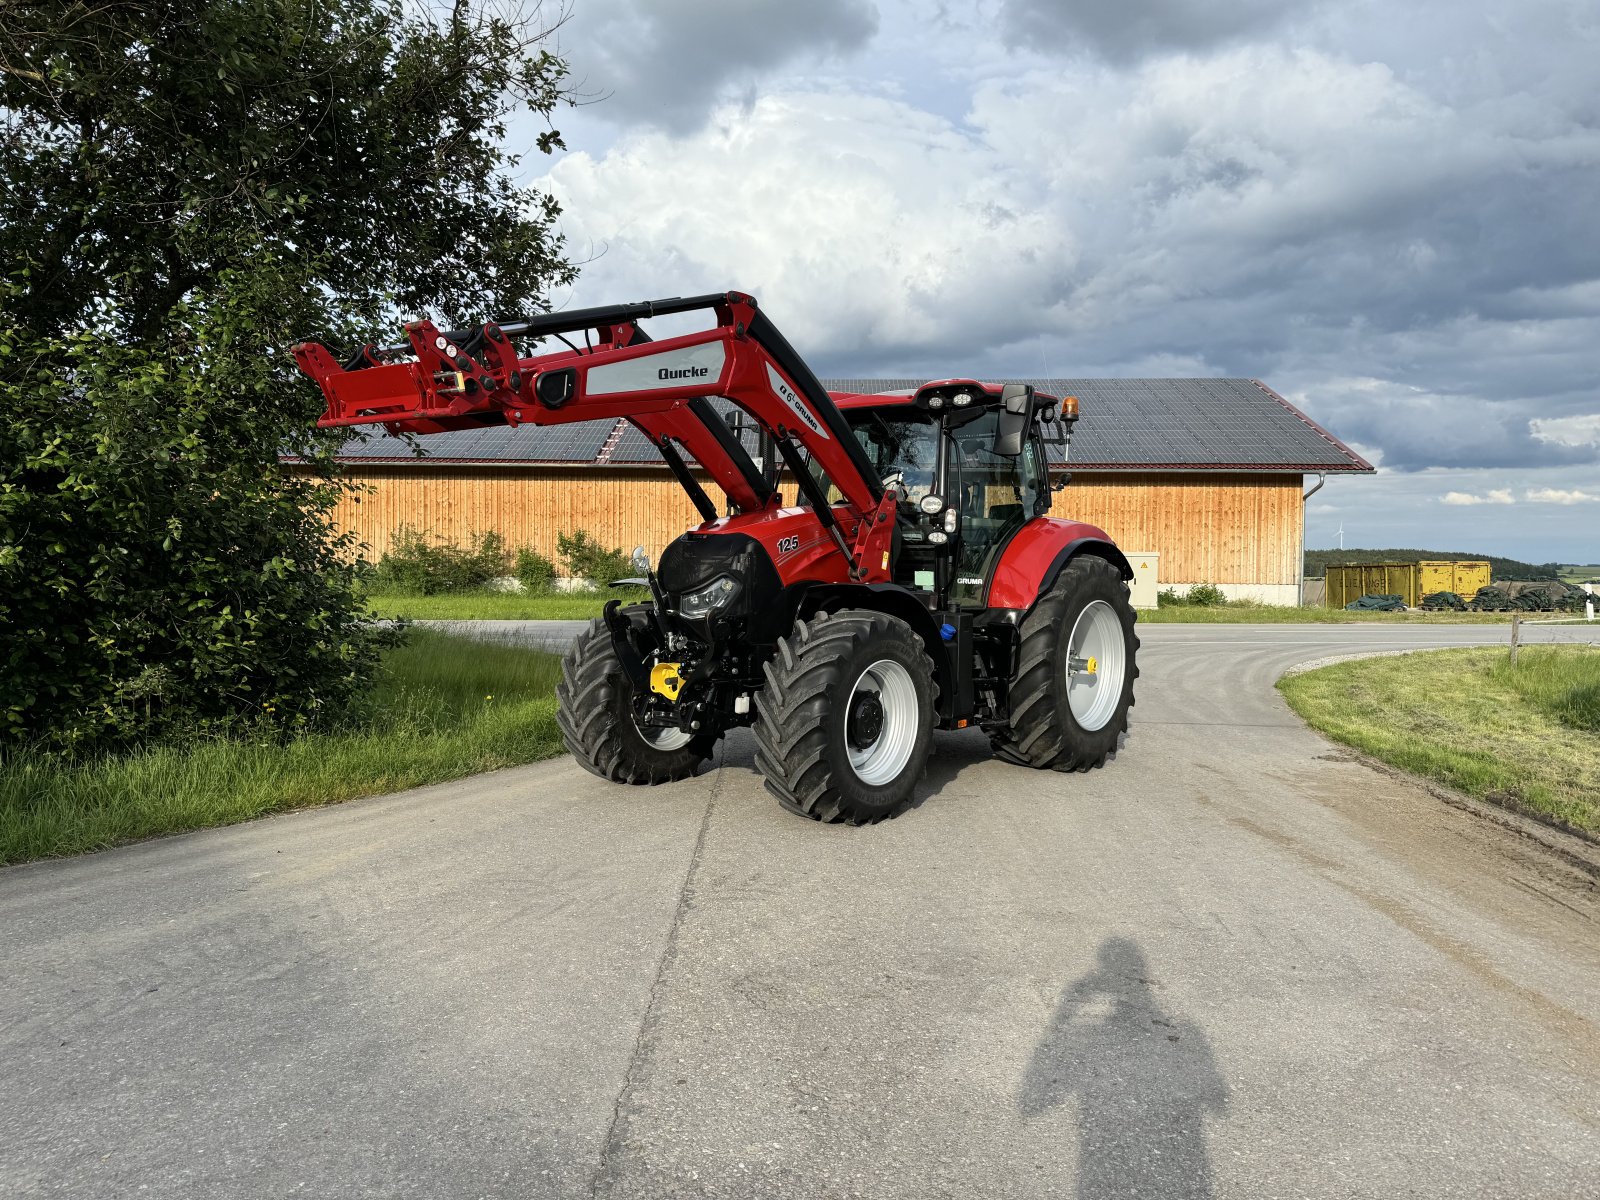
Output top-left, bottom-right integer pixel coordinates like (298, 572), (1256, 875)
(311, 466), (1304, 588)
(1058, 472), (1303, 587)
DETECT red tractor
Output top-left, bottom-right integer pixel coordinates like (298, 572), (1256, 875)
(295, 291), (1138, 824)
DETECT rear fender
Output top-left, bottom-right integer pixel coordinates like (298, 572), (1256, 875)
(985, 518), (1133, 615)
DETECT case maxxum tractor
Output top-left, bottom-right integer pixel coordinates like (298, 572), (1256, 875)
(295, 292), (1139, 825)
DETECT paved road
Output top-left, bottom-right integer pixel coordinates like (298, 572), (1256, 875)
(3, 623), (1598, 1199)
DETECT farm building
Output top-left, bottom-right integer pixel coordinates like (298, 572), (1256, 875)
(304, 378), (1372, 604)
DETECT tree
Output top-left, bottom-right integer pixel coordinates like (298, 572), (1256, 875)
(0, 0), (577, 752)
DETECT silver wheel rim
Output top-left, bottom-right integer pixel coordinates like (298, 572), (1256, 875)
(845, 659), (919, 786)
(638, 719), (693, 752)
(1065, 600), (1127, 732)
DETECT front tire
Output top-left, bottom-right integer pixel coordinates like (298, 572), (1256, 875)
(752, 610), (936, 825)
(989, 555), (1139, 771)
(556, 618), (717, 784)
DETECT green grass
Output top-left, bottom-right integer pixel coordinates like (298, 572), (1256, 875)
(363, 587), (649, 621)
(365, 588), (1519, 625)
(0, 631), (565, 866)
(1139, 605), (1516, 624)
(1279, 645), (1600, 835)
(1559, 565), (1600, 585)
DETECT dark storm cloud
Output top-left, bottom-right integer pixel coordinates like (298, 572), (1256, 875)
(564, 0), (878, 134)
(998, 0), (1300, 63)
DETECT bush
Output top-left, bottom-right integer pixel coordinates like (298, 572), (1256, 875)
(1187, 583), (1227, 608)
(1, 275), (401, 756)
(557, 531), (634, 588)
(515, 547), (557, 593)
(1157, 587), (1189, 607)
(374, 527), (508, 594)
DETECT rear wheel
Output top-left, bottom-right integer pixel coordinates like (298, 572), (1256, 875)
(989, 555), (1138, 771)
(753, 610), (936, 825)
(556, 618), (717, 784)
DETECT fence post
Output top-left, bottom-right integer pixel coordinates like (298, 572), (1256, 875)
(1510, 614), (1520, 666)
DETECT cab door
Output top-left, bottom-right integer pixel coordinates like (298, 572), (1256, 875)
(948, 411), (1042, 607)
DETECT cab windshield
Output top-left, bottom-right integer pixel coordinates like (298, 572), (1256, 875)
(807, 409), (939, 504)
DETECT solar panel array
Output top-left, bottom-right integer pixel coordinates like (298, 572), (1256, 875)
(332, 420), (613, 464)
(603, 397), (765, 466)
(329, 380), (1369, 472)
(822, 378), (1367, 470)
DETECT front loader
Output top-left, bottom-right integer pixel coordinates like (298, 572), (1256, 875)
(295, 291), (1138, 824)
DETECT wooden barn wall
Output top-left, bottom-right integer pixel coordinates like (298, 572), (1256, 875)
(316, 467), (1303, 586)
(323, 467), (732, 564)
(1056, 472), (1303, 586)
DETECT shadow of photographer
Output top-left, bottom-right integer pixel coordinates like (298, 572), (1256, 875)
(1020, 937), (1229, 1199)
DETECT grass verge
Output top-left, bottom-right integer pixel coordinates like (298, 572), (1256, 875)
(1140, 605), (1517, 624)
(363, 587), (649, 621)
(1278, 645), (1600, 836)
(0, 631), (565, 866)
(366, 589), (1522, 625)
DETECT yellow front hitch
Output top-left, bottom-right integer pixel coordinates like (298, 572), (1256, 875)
(650, 662), (684, 701)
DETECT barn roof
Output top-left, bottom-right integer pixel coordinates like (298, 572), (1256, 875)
(322, 378), (1372, 474)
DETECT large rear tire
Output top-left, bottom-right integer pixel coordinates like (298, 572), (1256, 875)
(752, 610), (937, 825)
(988, 555), (1138, 771)
(556, 618), (718, 784)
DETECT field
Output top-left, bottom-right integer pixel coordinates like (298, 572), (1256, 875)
(1279, 645), (1600, 836)
(0, 632), (565, 865)
(365, 588), (1526, 625)
(1138, 605), (1516, 624)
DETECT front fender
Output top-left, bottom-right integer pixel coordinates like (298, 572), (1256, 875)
(984, 518), (1132, 612)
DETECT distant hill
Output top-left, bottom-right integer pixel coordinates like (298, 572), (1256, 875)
(1304, 549), (1565, 580)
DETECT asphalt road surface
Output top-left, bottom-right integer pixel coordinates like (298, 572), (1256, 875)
(3, 622), (1599, 1199)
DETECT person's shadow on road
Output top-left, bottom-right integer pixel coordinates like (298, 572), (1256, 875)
(1019, 937), (1229, 1199)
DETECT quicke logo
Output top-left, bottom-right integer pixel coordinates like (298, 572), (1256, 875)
(659, 365), (711, 380)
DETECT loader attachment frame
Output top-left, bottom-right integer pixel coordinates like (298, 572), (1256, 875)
(293, 291), (886, 521)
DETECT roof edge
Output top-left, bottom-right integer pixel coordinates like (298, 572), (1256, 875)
(1248, 380), (1375, 473)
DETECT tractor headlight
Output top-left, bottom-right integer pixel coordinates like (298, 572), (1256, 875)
(918, 493), (945, 515)
(678, 574), (742, 619)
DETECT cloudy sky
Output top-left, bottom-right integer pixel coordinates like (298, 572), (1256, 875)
(518, 0), (1600, 563)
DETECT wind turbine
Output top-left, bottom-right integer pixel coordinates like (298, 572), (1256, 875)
(1336, 522), (1345, 551)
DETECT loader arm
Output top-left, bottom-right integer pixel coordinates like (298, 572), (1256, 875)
(293, 291), (886, 519)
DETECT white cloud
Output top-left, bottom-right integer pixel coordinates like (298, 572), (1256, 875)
(1531, 414), (1600, 447)
(545, 90), (1068, 358)
(1525, 487), (1600, 504)
(1442, 489), (1515, 505)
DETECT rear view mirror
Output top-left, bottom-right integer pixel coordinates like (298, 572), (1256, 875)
(993, 383), (1035, 456)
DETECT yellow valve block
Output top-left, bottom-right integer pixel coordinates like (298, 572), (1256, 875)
(650, 663), (684, 700)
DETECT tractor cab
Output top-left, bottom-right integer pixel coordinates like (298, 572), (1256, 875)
(816, 382), (1073, 608)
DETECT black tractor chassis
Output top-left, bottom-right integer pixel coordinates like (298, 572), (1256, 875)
(603, 590), (1019, 739)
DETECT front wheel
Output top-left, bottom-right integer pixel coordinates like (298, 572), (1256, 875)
(989, 555), (1139, 771)
(752, 610), (937, 825)
(556, 618), (718, 784)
